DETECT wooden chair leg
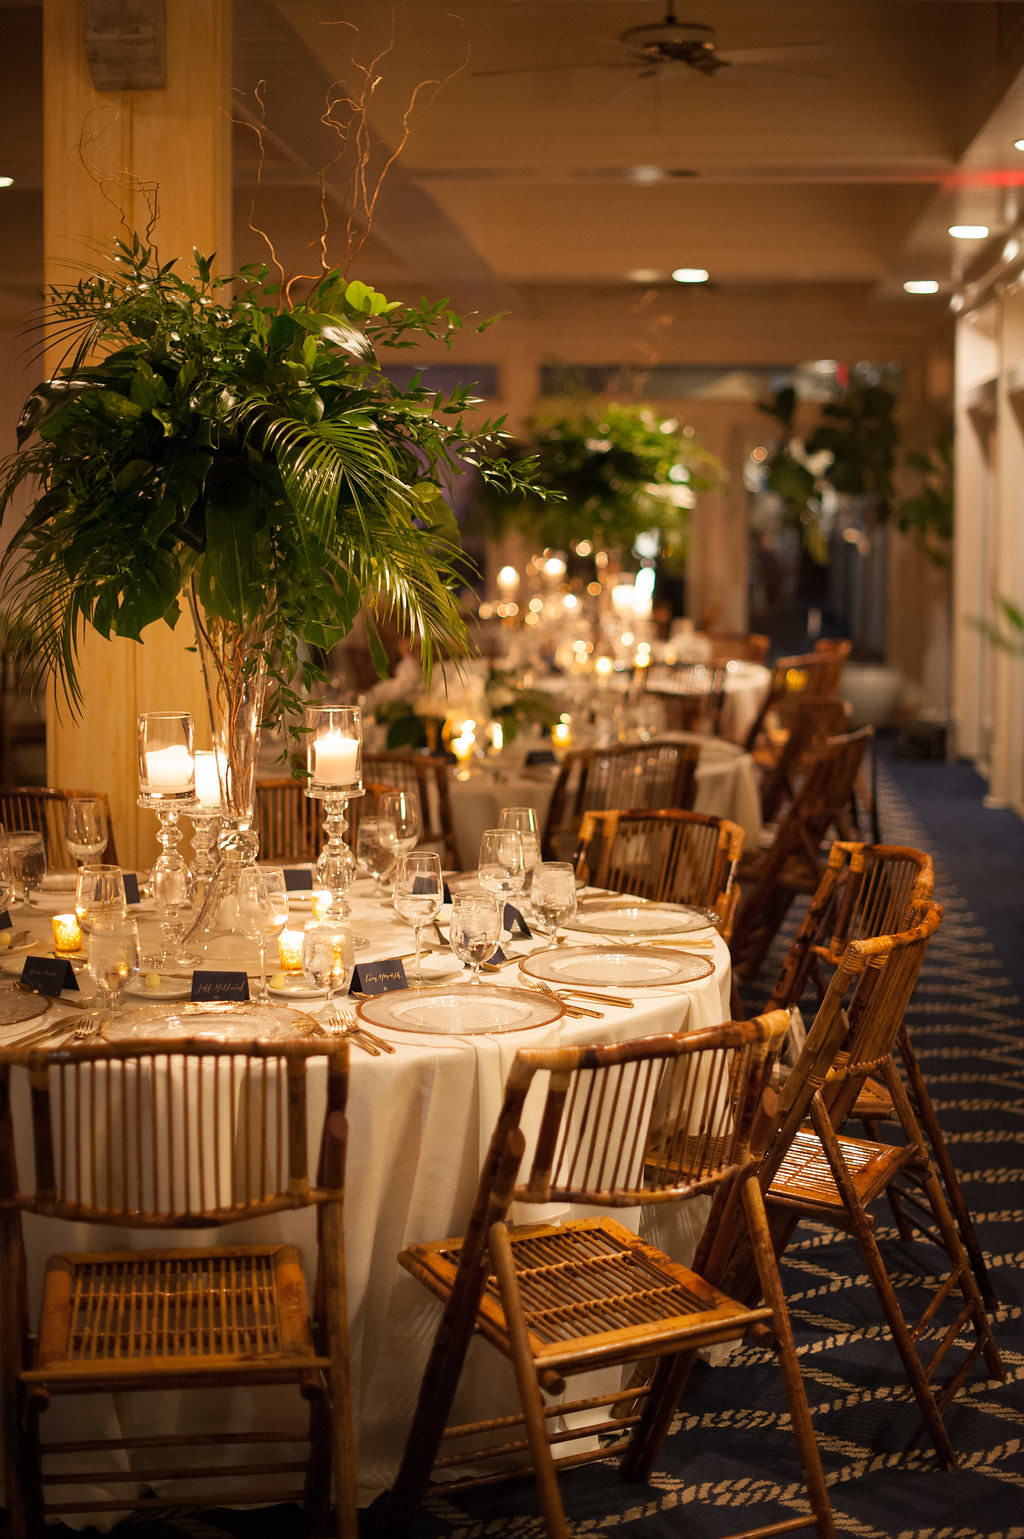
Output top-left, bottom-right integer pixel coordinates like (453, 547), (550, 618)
(617, 1349), (698, 1484)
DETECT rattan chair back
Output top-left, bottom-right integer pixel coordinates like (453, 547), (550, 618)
(542, 739), (700, 862)
(642, 661), (728, 735)
(362, 750), (459, 867)
(0, 1038), (356, 1536)
(0, 785), (117, 868)
(255, 775), (392, 862)
(572, 807), (742, 934)
(757, 696), (852, 824)
(700, 631), (771, 664)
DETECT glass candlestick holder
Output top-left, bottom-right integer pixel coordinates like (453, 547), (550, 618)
(187, 749), (224, 902)
(138, 711), (198, 965)
(305, 704), (363, 917)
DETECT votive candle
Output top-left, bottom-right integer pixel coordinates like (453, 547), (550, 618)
(278, 929), (304, 970)
(52, 913), (83, 953)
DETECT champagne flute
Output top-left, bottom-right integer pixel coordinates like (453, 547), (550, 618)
(449, 892), (502, 985)
(65, 798), (108, 864)
(74, 864), (128, 937)
(87, 916), (140, 1019)
(302, 918), (356, 1027)
(392, 850), (443, 988)
(531, 861), (578, 946)
(478, 829), (525, 912)
(377, 789), (421, 857)
(238, 867), (290, 1003)
(356, 816), (399, 895)
(498, 806), (541, 889)
(8, 831), (46, 911)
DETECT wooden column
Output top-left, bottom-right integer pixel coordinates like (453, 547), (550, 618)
(42, 0), (231, 867)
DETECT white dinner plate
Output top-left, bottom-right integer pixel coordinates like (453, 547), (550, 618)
(126, 974), (192, 1001)
(521, 946), (714, 989)
(104, 1001), (318, 1041)
(565, 900), (719, 938)
(357, 984), (563, 1036)
(416, 951), (465, 981)
(267, 975), (327, 1000)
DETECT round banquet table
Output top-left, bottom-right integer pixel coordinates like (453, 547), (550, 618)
(1, 873), (733, 1518)
(446, 730), (763, 870)
(524, 660), (770, 748)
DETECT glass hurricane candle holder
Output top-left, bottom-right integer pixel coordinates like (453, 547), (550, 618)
(305, 704), (363, 914)
(138, 711), (197, 962)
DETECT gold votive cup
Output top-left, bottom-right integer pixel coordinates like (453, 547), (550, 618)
(277, 929), (304, 971)
(52, 913), (83, 953)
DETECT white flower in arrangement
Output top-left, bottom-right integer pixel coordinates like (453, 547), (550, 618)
(787, 438), (835, 480)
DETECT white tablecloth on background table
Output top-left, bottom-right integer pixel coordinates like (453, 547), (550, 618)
(1, 878), (733, 1516)
(526, 661), (770, 747)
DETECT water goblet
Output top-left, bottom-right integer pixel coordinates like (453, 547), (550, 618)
(498, 806), (541, 886)
(392, 851), (443, 988)
(356, 816), (399, 896)
(151, 860), (196, 967)
(478, 828), (526, 907)
(377, 789), (421, 857)
(531, 861), (578, 946)
(238, 867), (290, 1004)
(8, 831), (46, 912)
(302, 918), (356, 1028)
(0, 840), (11, 923)
(65, 797), (108, 865)
(449, 891), (502, 985)
(87, 916), (140, 1020)
(74, 864), (128, 937)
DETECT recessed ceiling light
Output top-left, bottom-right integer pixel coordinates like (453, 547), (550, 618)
(671, 267), (709, 284)
(1015, 139), (1024, 151)
(627, 268), (662, 283)
(0, 176), (13, 189)
(948, 224), (989, 239)
(904, 280), (940, 294)
(629, 166), (665, 184)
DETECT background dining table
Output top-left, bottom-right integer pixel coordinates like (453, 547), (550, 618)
(0, 873), (733, 1518)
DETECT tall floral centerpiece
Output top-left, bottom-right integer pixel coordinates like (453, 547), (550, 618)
(0, 235), (539, 928)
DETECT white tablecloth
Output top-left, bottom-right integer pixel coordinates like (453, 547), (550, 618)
(1, 879), (733, 1516)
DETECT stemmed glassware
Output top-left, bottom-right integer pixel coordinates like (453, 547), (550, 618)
(302, 917), (356, 1028)
(392, 851), (443, 988)
(8, 831), (46, 912)
(377, 789), (421, 858)
(356, 817), (399, 895)
(0, 840), (12, 926)
(238, 867), (290, 1004)
(531, 861), (578, 945)
(449, 892), (502, 985)
(74, 865), (128, 939)
(498, 807), (541, 888)
(137, 711), (196, 959)
(478, 828), (525, 907)
(65, 798), (108, 865)
(87, 916), (140, 1020)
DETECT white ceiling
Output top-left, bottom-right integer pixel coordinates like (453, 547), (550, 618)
(5, 1), (1024, 346)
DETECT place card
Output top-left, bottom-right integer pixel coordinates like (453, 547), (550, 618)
(503, 903), (532, 938)
(284, 869), (314, 891)
(488, 944), (506, 965)
(123, 872), (141, 905)
(191, 970), (250, 1003)
(22, 955), (79, 995)
(351, 958), (407, 995)
(0, 910), (11, 931)
(525, 749), (557, 766)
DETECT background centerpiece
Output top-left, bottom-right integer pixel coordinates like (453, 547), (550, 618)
(0, 234), (542, 938)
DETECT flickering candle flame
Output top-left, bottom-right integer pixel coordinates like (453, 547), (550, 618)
(313, 729), (359, 786)
(52, 913), (83, 953)
(595, 656), (614, 682)
(278, 929), (304, 971)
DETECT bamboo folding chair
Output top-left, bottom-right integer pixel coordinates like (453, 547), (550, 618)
(730, 727), (873, 979)
(572, 807), (744, 940)
(0, 1039), (357, 1537)
(255, 776), (392, 862)
(700, 631), (771, 664)
(753, 906), (1004, 1466)
(541, 739), (700, 862)
(757, 697), (852, 826)
(642, 661), (728, 735)
(361, 751), (460, 868)
(385, 1016), (837, 1539)
(767, 841), (994, 1308)
(743, 653), (845, 765)
(0, 785), (118, 868)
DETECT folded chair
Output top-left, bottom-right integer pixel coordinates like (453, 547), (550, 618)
(572, 807), (744, 940)
(0, 1038), (357, 1537)
(385, 1016), (837, 1539)
(757, 698), (852, 826)
(754, 906), (1004, 1466)
(743, 653), (846, 766)
(0, 785), (118, 868)
(768, 842), (995, 1308)
(542, 739), (700, 862)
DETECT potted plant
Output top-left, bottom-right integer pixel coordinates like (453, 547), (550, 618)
(0, 235), (542, 879)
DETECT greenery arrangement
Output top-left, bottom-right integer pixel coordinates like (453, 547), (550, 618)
(374, 667), (558, 751)
(478, 399), (725, 560)
(0, 235), (542, 729)
(892, 438), (953, 567)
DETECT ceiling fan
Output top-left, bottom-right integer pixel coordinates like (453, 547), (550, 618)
(474, 5), (830, 83)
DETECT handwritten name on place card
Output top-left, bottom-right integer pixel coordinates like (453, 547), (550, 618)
(191, 970), (250, 1003)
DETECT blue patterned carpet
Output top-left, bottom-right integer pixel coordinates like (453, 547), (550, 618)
(23, 750), (1024, 1539)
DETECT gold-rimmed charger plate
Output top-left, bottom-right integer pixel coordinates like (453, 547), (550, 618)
(103, 1001), (319, 1041)
(521, 946), (714, 989)
(566, 900), (719, 938)
(356, 984), (563, 1036)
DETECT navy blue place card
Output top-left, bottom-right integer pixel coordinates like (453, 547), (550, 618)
(503, 903), (532, 938)
(123, 872), (141, 905)
(526, 749), (557, 766)
(191, 970), (250, 1003)
(284, 869), (314, 891)
(351, 958), (408, 995)
(413, 874), (443, 896)
(22, 955), (78, 995)
(488, 945), (506, 966)
(0, 910), (11, 931)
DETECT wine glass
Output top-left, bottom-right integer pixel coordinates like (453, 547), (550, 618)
(87, 916), (140, 1019)
(392, 850), (443, 988)
(498, 807), (541, 886)
(74, 865), (128, 937)
(0, 840), (11, 924)
(302, 918), (356, 1027)
(65, 798), (108, 865)
(449, 892), (502, 985)
(377, 789), (421, 857)
(356, 816), (399, 895)
(531, 861), (578, 946)
(8, 831), (46, 911)
(478, 829), (525, 912)
(238, 867), (290, 1004)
